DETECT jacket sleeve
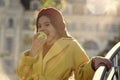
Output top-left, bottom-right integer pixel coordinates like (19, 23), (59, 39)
(72, 42), (95, 80)
(16, 50), (38, 80)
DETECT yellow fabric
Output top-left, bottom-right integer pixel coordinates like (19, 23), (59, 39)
(17, 37), (95, 80)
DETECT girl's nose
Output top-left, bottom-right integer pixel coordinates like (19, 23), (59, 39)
(38, 26), (45, 32)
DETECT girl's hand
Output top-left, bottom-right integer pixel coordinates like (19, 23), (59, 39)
(92, 56), (112, 71)
(29, 32), (47, 57)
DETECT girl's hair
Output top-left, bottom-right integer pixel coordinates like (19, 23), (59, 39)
(36, 7), (69, 37)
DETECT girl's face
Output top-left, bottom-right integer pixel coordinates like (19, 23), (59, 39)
(37, 16), (60, 45)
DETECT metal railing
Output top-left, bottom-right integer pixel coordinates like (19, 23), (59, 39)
(93, 42), (120, 80)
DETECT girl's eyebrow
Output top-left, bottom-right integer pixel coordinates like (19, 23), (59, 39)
(44, 21), (51, 24)
(38, 21), (50, 25)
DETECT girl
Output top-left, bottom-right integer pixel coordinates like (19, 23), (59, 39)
(17, 8), (111, 80)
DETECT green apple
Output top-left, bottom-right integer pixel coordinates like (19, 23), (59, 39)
(37, 32), (47, 40)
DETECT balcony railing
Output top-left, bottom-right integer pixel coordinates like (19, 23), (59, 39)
(93, 42), (120, 80)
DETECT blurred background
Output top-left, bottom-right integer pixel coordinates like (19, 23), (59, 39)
(0, 0), (120, 80)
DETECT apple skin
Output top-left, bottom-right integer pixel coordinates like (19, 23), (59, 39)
(37, 32), (47, 40)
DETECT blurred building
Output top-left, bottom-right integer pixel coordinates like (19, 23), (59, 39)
(64, 0), (120, 57)
(0, 0), (40, 80)
(0, 0), (120, 80)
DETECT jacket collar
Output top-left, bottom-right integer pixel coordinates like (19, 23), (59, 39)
(42, 37), (72, 71)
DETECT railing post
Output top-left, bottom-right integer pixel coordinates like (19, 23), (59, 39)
(107, 51), (119, 80)
(117, 52), (120, 80)
(112, 53), (119, 80)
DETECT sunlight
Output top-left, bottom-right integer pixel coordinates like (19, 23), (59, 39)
(0, 60), (10, 80)
(86, 0), (119, 14)
(104, 0), (119, 15)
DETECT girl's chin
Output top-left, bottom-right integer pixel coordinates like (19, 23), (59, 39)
(46, 39), (54, 45)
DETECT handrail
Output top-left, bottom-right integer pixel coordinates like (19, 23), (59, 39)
(105, 42), (120, 60)
(93, 42), (120, 80)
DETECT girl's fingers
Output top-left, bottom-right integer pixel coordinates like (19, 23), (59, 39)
(33, 33), (40, 40)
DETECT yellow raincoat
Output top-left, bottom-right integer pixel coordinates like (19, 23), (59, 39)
(17, 37), (95, 80)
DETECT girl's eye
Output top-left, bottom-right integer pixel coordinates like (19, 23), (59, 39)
(38, 25), (41, 29)
(45, 23), (50, 26)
